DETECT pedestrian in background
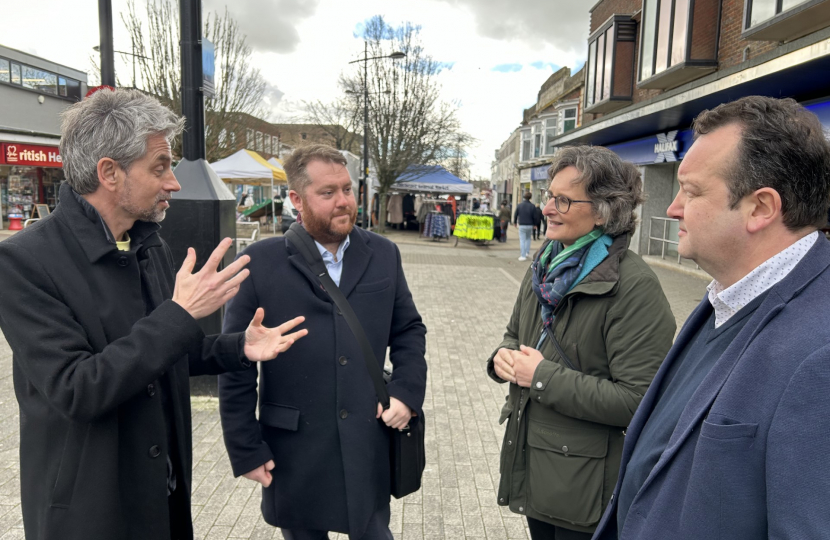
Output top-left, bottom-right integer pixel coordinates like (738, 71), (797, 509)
(532, 202), (544, 241)
(594, 96), (830, 540)
(219, 144), (427, 540)
(514, 191), (536, 260)
(488, 145), (675, 540)
(0, 88), (307, 540)
(498, 200), (511, 242)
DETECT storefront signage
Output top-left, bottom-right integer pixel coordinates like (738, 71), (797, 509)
(530, 164), (550, 181)
(654, 131), (679, 163)
(519, 168), (531, 182)
(202, 39), (216, 99)
(0, 143), (62, 167)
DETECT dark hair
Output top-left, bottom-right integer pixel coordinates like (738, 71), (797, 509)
(283, 144), (348, 193)
(693, 96), (830, 230)
(523, 191), (532, 200)
(548, 145), (644, 236)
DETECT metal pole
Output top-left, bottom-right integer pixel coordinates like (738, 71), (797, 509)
(98, 0), (115, 87)
(131, 36), (137, 89)
(362, 41), (370, 230)
(180, 0), (206, 161)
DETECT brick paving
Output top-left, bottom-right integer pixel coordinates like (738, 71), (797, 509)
(0, 233), (708, 539)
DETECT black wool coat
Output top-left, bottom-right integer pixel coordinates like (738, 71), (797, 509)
(219, 227), (427, 537)
(0, 183), (249, 540)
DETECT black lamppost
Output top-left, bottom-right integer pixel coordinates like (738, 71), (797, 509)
(348, 43), (405, 229)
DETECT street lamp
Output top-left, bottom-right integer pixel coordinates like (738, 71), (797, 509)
(348, 43), (406, 229)
(93, 39), (150, 89)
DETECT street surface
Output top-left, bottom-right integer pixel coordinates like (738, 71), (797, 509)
(0, 230), (708, 539)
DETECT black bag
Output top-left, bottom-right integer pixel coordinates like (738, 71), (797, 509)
(285, 224), (426, 498)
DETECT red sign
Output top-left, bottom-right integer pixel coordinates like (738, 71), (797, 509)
(0, 143), (62, 168)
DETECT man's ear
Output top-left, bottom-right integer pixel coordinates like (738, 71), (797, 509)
(288, 190), (304, 214)
(96, 157), (122, 193)
(746, 187), (782, 234)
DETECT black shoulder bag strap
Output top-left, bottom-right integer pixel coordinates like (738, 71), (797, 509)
(284, 223), (391, 410)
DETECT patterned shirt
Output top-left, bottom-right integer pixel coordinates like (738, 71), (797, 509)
(707, 231), (818, 327)
(315, 235), (351, 287)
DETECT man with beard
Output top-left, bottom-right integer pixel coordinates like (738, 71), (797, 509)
(219, 144), (427, 540)
(0, 88), (308, 540)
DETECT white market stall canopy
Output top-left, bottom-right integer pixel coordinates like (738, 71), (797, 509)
(376, 165), (473, 195)
(210, 149), (287, 185)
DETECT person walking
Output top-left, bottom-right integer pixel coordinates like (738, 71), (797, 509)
(593, 96), (830, 540)
(532, 202), (544, 240)
(0, 88), (307, 540)
(514, 192), (536, 260)
(489, 146), (675, 539)
(498, 200), (511, 242)
(219, 144), (427, 540)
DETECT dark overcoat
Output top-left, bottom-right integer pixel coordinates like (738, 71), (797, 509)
(0, 183), (248, 540)
(219, 227), (427, 537)
(593, 236), (830, 540)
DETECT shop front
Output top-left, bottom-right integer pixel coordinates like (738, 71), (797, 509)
(530, 164), (550, 204)
(0, 141), (64, 230)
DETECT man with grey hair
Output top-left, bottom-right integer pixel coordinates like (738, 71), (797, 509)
(0, 88), (307, 540)
(219, 144), (427, 540)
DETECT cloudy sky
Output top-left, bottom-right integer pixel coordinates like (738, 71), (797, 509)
(1, 0), (590, 178)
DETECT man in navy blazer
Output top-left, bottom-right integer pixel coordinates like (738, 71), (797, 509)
(219, 144), (427, 539)
(593, 96), (830, 540)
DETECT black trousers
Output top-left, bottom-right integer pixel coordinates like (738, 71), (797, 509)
(281, 504), (393, 540)
(527, 517), (594, 540)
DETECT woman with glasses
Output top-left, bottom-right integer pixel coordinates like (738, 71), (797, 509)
(487, 145), (675, 539)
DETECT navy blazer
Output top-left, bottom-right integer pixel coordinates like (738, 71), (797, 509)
(593, 235), (830, 540)
(219, 226), (427, 537)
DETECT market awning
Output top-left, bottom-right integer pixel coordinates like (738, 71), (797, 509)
(209, 149), (287, 185)
(376, 165), (473, 194)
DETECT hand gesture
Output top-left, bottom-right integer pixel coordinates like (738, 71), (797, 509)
(493, 347), (516, 383)
(172, 238), (250, 320)
(513, 345), (545, 388)
(243, 460), (275, 487)
(376, 397), (414, 430)
(244, 309), (308, 362)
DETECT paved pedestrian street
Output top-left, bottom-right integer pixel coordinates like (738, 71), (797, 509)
(0, 235), (708, 539)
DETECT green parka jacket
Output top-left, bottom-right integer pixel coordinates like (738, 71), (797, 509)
(487, 235), (675, 533)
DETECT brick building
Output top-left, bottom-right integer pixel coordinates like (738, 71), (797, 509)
(549, 0), (830, 262)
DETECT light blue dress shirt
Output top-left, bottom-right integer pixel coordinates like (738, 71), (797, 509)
(314, 235), (351, 287)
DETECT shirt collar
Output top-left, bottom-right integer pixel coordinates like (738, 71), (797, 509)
(707, 231), (819, 327)
(314, 234), (351, 264)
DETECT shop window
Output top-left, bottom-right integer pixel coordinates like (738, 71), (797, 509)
(638, 0), (719, 90)
(585, 15), (637, 114)
(743, 0), (830, 42)
(21, 65), (57, 94)
(0, 59), (9, 83)
(562, 108), (577, 133)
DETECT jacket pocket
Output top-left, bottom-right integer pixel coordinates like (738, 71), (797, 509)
(355, 278), (391, 294)
(259, 403), (300, 431)
(525, 421), (608, 527)
(701, 416), (758, 441)
(51, 425), (90, 508)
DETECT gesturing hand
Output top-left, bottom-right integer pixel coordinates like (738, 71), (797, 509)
(243, 460), (275, 487)
(493, 347), (517, 384)
(172, 238), (251, 320)
(244, 309), (308, 362)
(376, 397), (414, 430)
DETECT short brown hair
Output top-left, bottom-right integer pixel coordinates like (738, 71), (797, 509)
(283, 144), (348, 194)
(693, 96), (830, 231)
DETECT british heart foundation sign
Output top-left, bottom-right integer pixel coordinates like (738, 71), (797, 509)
(0, 143), (63, 167)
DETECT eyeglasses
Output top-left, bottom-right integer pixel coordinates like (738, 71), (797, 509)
(542, 190), (592, 214)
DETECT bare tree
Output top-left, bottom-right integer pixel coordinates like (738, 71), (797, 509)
(341, 16), (472, 233)
(300, 90), (363, 153)
(121, 0), (267, 162)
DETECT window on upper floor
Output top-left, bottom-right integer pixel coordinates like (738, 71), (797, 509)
(219, 129), (227, 148)
(562, 108), (577, 133)
(545, 119), (558, 155)
(255, 131), (263, 152)
(533, 124), (542, 158)
(638, 0), (719, 90)
(743, 0), (830, 41)
(246, 129), (254, 149)
(521, 131), (532, 162)
(585, 15), (638, 114)
(0, 59), (9, 83)
(264, 134), (271, 154)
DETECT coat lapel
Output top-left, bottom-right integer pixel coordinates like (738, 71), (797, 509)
(285, 240), (334, 304)
(338, 229), (373, 299)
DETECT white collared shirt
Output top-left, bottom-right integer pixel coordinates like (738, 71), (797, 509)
(707, 231), (819, 327)
(314, 235), (351, 287)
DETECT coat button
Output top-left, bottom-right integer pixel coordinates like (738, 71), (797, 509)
(340, 409), (348, 419)
(499, 498), (505, 504)
(518, 506), (524, 512)
(337, 310), (343, 316)
(535, 382), (543, 389)
(562, 445), (569, 454)
(149, 445), (161, 458)
(339, 356), (348, 365)
(507, 440), (512, 446)
(147, 384), (155, 397)
(117, 256), (129, 267)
